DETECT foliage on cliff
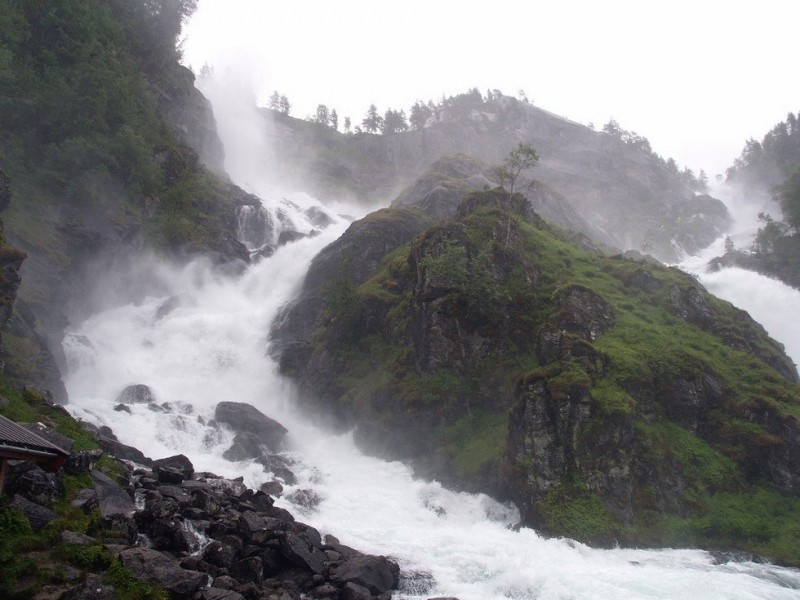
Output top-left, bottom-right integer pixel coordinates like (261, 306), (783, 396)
(0, 0), (254, 401)
(0, 0), (248, 255)
(275, 188), (800, 564)
(713, 111), (800, 290)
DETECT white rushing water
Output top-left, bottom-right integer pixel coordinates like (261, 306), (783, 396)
(61, 190), (800, 600)
(678, 186), (800, 366)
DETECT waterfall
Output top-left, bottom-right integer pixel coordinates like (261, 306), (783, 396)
(61, 195), (800, 599)
(60, 74), (800, 598)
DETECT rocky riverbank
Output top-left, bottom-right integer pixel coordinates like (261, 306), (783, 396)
(0, 392), (405, 600)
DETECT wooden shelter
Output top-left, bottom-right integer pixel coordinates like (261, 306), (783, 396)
(0, 414), (70, 493)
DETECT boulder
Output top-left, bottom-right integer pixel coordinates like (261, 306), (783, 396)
(280, 531), (327, 574)
(333, 555), (400, 595)
(6, 462), (62, 505)
(10, 494), (57, 531)
(222, 432), (265, 461)
(119, 548), (207, 596)
(153, 454), (194, 482)
(92, 470), (135, 520)
(341, 582), (373, 600)
(214, 401), (288, 451)
(115, 384), (155, 404)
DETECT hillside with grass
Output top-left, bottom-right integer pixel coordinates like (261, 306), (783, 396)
(273, 187), (800, 564)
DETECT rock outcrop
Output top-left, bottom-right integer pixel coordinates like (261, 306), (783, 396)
(273, 188), (800, 561)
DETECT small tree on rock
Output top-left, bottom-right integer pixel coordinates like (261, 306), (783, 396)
(496, 143), (539, 197)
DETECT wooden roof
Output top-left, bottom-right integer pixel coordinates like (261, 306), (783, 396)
(0, 414), (70, 472)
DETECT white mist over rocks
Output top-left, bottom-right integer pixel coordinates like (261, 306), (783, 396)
(60, 72), (800, 598)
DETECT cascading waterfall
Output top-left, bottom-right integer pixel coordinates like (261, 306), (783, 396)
(678, 186), (800, 363)
(61, 191), (800, 599)
(61, 70), (800, 598)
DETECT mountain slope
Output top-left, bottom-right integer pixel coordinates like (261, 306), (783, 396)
(266, 94), (730, 262)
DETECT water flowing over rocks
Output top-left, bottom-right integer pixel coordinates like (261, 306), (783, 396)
(215, 401), (289, 454)
(2, 415), (402, 600)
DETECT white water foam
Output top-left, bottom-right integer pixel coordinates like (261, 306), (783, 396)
(62, 197), (800, 599)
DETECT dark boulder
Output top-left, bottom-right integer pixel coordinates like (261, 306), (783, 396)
(214, 401), (288, 451)
(92, 470), (136, 532)
(119, 548), (207, 596)
(6, 461), (62, 505)
(222, 432), (265, 461)
(153, 454), (194, 482)
(10, 494), (57, 531)
(280, 531), (327, 574)
(333, 555), (400, 596)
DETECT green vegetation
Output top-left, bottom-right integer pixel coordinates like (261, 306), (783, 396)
(0, 0), (241, 258)
(105, 561), (169, 600)
(438, 411), (507, 479)
(539, 487), (619, 544)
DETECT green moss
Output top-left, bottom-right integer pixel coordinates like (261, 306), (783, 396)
(55, 544), (113, 571)
(539, 487), (619, 543)
(591, 377), (636, 414)
(438, 410), (507, 478)
(105, 561), (169, 600)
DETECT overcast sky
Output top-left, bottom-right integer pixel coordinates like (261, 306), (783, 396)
(182, 0), (800, 179)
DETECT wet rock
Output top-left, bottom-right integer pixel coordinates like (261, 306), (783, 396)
(285, 488), (322, 512)
(6, 461), (62, 505)
(202, 540), (239, 570)
(92, 471), (136, 522)
(71, 488), (98, 513)
(261, 480), (284, 496)
(341, 582), (373, 600)
(215, 401), (288, 451)
(553, 284), (614, 341)
(200, 589), (246, 600)
(98, 435), (154, 466)
(116, 384), (155, 404)
(153, 454), (194, 482)
(66, 449), (103, 474)
(230, 556), (263, 584)
(113, 403), (131, 413)
(222, 432), (266, 461)
(280, 531), (327, 574)
(10, 494), (57, 531)
(278, 230), (307, 246)
(333, 555), (400, 595)
(120, 547), (207, 596)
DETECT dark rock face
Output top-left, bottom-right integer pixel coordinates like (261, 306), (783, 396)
(215, 402), (288, 451)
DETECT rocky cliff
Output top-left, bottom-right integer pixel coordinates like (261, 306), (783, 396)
(273, 188), (800, 564)
(266, 95), (730, 262)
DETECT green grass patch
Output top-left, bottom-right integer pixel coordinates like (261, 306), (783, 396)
(438, 410), (507, 478)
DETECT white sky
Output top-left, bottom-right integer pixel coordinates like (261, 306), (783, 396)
(181, 0), (800, 179)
